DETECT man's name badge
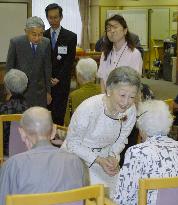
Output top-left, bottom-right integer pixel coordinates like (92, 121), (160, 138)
(58, 46), (67, 54)
(57, 55), (62, 61)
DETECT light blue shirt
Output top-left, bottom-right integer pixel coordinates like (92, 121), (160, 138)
(0, 140), (84, 205)
(50, 26), (61, 41)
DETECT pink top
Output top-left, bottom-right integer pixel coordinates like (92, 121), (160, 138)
(97, 42), (143, 85)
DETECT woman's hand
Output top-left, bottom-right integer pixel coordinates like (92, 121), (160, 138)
(95, 156), (119, 176)
(106, 156), (119, 170)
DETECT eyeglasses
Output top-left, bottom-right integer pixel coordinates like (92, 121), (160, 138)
(105, 24), (121, 32)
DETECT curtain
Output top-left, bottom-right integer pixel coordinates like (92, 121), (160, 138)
(78, 0), (90, 50)
(32, 0), (82, 44)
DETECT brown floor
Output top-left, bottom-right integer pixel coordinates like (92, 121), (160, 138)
(141, 77), (178, 100)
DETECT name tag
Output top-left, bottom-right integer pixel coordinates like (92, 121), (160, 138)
(58, 46), (67, 54)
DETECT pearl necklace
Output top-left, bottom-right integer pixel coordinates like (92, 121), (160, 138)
(110, 43), (127, 68)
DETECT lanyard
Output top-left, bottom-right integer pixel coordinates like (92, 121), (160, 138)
(110, 44), (127, 69)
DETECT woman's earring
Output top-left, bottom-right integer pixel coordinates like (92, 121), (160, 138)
(107, 93), (110, 97)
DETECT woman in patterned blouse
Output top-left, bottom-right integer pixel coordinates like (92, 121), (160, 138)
(112, 100), (178, 205)
(63, 66), (141, 196)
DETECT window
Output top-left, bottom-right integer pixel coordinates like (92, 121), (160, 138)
(32, 0), (82, 44)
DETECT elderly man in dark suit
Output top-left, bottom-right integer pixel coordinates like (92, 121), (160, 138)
(44, 3), (77, 125)
(6, 16), (52, 108)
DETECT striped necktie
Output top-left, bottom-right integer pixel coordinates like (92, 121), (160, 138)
(51, 31), (56, 49)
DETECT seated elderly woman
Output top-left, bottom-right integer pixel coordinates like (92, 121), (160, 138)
(112, 100), (178, 205)
(0, 69), (28, 156)
(64, 57), (101, 125)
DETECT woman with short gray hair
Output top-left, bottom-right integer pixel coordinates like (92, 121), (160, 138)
(0, 69), (28, 157)
(4, 69), (28, 95)
(63, 66), (141, 196)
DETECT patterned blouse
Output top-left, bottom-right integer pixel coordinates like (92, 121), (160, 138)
(112, 135), (178, 205)
(0, 94), (28, 156)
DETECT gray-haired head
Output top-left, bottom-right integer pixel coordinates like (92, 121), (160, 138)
(25, 16), (45, 30)
(137, 100), (173, 137)
(106, 66), (141, 92)
(76, 58), (98, 82)
(4, 69), (28, 94)
(20, 107), (53, 138)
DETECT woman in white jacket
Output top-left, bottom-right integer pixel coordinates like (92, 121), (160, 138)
(63, 66), (141, 195)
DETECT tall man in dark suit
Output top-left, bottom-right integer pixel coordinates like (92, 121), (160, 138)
(6, 16), (52, 108)
(44, 3), (77, 125)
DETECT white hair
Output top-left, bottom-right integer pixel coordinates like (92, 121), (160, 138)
(4, 69), (28, 94)
(76, 58), (97, 82)
(137, 100), (173, 137)
(26, 16), (45, 30)
(20, 107), (53, 137)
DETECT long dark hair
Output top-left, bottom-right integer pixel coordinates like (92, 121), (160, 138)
(103, 15), (135, 60)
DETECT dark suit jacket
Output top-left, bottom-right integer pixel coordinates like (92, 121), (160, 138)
(6, 35), (52, 107)
(130, 32), (144, 58)
(44, 27), (77, 89)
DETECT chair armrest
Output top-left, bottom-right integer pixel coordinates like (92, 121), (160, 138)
(104, 198), (117, 205)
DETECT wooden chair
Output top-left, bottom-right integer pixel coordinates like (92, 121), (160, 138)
(0, 115), (69, 163)
(6, 184), (104, 205)
(0, 114), (22, 164)
(138, 177), (178, 205)
(56, 124), (68, 132)
(164, 98), (174, 113)
(86, 197), (116, 205)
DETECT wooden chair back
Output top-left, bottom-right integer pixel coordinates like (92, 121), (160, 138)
(138, 177), (178, 205)
(9, 121), (27, 156)
(0, 114), (22, 164)
(6, 184), (104, 205)
(56, 124), (68, 132)
(164, 98), (174, 113)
